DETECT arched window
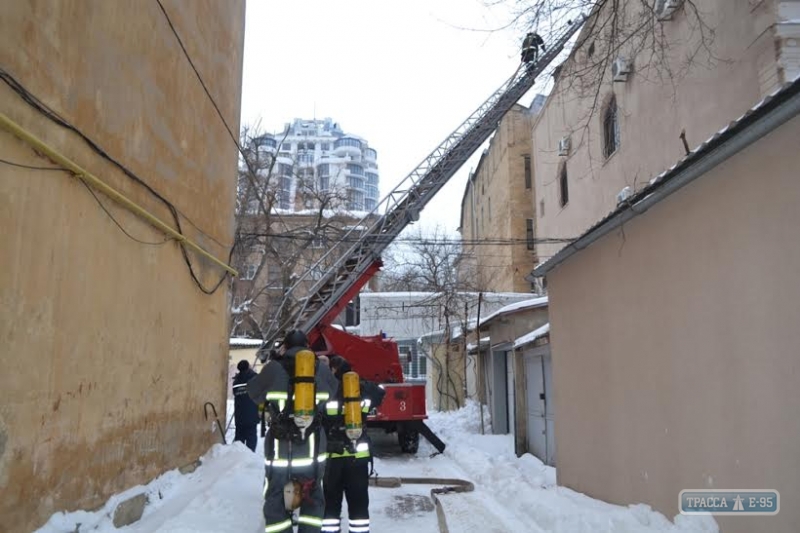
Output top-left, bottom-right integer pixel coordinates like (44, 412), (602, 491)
(559, 162), (569, 207)
(603, 95), (620, 158)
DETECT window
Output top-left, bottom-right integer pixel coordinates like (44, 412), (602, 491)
(267, 266), (281, 286)
(347, 190), (365, 210)
(539, 198), (545, 217)
(524, 155), (532, 189)
(319, 176), (330, 191)
(587, 41), (595, 57)
(279, 163), (293, 176)
(281, 143), (291, 151)
(321, 143), (331, 151)
(488, 198), (492, 220)
(241, 263), (257, 281)
(603, 95), (620, 158)
(346, 163), (364, 176)
(398, 342), (426, 378)
(526, 219), (535, 250)
(335, 137), (362, 150)
(559, 163), (569, 207)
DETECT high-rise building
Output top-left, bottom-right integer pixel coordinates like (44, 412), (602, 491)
(252, 118), (380, 212)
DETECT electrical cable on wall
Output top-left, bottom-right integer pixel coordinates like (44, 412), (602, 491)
(0, 157), (170, 246)
(0, 68), (232, 294)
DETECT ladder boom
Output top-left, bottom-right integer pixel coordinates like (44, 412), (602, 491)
(266, 18), (585, 343)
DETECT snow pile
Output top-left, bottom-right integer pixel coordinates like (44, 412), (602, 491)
(34, 401), (718, 533)
(35, 444), (265, 533)
(419, 401), (717, 533)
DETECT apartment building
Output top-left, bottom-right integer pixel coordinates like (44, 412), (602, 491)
(458, 99), (544, 293)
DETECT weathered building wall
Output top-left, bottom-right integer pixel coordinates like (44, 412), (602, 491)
(533, 0), (782, 262)
(547, 114), (800, 533)
(0, 1), (245, 530)
(458, 104), (536, 293)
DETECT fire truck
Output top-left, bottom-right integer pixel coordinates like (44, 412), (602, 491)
(263, 19), (585, 454)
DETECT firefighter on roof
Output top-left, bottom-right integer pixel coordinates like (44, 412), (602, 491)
(321, 356), (385, 533)
(247, 330), (338, 533)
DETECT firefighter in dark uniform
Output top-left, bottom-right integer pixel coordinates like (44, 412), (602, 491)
(321, 356), (385, 533)
(247, 330), (338, 533)
(521, 32), (546, 63)
(232, 359), (259, 451)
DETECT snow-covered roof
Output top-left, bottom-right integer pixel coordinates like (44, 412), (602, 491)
(466, 336), (491, 352)
(513, 323), (550, 349)
(229, 337), (263, 348)
(534, 76), (800, 277)
(478, 296), (548, 326)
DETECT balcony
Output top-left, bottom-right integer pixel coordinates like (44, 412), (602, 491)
(334, 137), (362, 157)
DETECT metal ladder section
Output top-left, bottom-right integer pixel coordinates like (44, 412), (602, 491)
(265, 18), (586, 344)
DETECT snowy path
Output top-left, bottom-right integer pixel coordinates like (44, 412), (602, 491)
(36, 402), (719, 533)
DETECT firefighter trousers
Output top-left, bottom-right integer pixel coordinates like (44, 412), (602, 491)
(263, 462), (325, 532)
(263, 428), (326, 532)
(322, 457), (370, 533)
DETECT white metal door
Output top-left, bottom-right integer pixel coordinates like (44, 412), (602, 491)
(524, 353), (547, 462)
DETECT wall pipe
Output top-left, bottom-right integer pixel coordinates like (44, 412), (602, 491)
(0, 111), (238, 276)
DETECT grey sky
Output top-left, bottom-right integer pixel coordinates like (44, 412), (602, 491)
(240, 0), (540, 235)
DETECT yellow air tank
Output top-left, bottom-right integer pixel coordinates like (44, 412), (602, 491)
(342, 371), (363, 442)
(293, 349), (316, 430)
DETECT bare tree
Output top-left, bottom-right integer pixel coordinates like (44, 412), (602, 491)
(487, 0), (719, 173)
(230, 127), (368, 338)
(380, 226), (489, 410)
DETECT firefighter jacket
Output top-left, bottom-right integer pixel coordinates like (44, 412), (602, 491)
(324, 379), (385, 459)
(246, 346), (339, 465)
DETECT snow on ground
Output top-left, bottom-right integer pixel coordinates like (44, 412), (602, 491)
(35, 401), (718, 533)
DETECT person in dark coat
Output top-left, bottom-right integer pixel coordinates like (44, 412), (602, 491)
(321, 355), (385, 533)
(232, 359), (259, 451)
(247, 330), (338, 533)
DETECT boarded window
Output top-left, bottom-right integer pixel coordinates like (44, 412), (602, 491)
(526, 219), (535, 250)
(559, 164), (569, 207)
(524, 155), (532, 189)
(603, 95), (620, 158)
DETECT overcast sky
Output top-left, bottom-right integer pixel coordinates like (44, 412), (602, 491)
(239, 0), (543, 236)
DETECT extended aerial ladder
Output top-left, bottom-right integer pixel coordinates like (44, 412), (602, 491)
(263, 18), (585, 453)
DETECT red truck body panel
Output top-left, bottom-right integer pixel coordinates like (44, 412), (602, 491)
(309, 320), (427, 423)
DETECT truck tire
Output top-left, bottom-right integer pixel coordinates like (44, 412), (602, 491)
(398, 427), (419, 454)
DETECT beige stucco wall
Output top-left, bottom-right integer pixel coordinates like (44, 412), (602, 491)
(0, 1), (245, 531)
(547, 114), (800, 533)
(533, 0), (782, 262)
(428, 342), (467, 411)
(459, 104), (537, 293)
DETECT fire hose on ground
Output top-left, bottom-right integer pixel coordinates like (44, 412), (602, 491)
(369, 476), (475, 533)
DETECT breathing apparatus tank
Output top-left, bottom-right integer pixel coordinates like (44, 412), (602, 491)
(293, 349), (316, 436)
(342, 371), (363, 443)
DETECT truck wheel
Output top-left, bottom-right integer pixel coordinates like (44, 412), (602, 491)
(398, 428), (419, 454)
